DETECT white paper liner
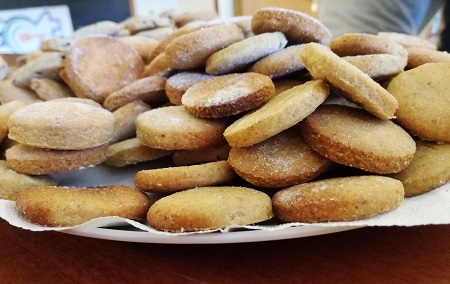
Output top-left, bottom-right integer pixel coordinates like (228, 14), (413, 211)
(1, 182), (449, 236)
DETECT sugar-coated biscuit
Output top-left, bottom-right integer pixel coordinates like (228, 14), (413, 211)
(165, 24), (245, 69)
(249, 44), (307, 79)
(330, 33), (408, 79)
(117, 36), (160, 63)
(16, 185), (150, 227)
(405, 47), (450, 69)
(147, 186), (273, 232)
(172, 10), (218, 27)
(120, 15), (172, 34)
(8, 101), (114, 150)
(251, 7), (332, 45)
(142, 53), (174, 78)
(106, 138), (172, 167)
(0, 160), (57, 200)
(64, 36), (144, 103)
(386, 62), (450, 143)
(182, 72), (275, 118)
(71, 20), (128, 40)
(6, 143), (108, 175)
(205, 32), (287, 75)
(29, 78), (75, 101)
(172, 144), (230, 166)
(103, 76), (166, 111)
(0, 100), (28, 143)
(136, 27), (175, 41)
(134, 160), (236, 192)
(136, 105), (230, 150)
(165, 72), (216, 105)
(390, 140), (450, 197)
(301, 104), (416, 174)
(301, 42), (398, 120)
(228, 129), (333, 188)
(0, 80), (41, 104)
(111, 100), (151, 144)
(205, 15), (253, 37)
(272, 175), (404, 223)
(50, 97), (102, 107)
(224, 80), (329, 147)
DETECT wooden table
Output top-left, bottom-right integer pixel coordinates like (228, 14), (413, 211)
(1, 219), (448, 283)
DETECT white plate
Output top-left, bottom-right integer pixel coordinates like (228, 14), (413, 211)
(50, 162), (363, 244)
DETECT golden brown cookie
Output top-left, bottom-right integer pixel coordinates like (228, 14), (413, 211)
(330, 33), (408, 79)
(165, 71), (216, 105)
(0, 100), (28, 143)
(103, 76), (166, 111)
(120, 15), (172, 34)
(135, 27), (175, 41)
(106, 138), (172, 167)
(386, 62), (450, 143)
(0, 80), (41, 104)
(117, 36), (160, 63)
(204, 15), (253, 37)
(142, 53), (174, 78)
(172, 10), (218, 27)
(147, 186), (273, 232)
(71, 20), (128, 39)
(301, 42), (398, 120)
(377, 31), (437, 50)
(249, 44), (307, 79)
(165, 24), (245, 69)
(272, 175), (404, 223)
(251, 7), (332, 45)
(111, 100), (151, 144)
(8, 101), (114, 150)
(64, 36), (144, 103)
(181, 72), (275, 118)
(390, 140), (450, 197)
(0, 160), (57, 200)
(228, 129), (333, 188)
(172, 144), (231, 166)
(405, 47), (450, 69)
(205, 32), (287, 75)
(301, 104), (416, 174)
(136, 105), (230, 150)
(224, 80), (329, 147)
(16, 185), (150, 227)
(134, 160), (236, 192)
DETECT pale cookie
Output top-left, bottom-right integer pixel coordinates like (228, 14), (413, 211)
(228, 129), (333, 188)
(147, 186), (273, 232)
(405, 47), (450, 69)
(205, 32), (287, 75)
(10, 52), (64, 88)
(377, 31), (437, 50)
(135, 160), (236, 192)
(117, 36), (160, 63)
(0, 80), (41, 104)
(8, 101), (114, 150)
(136, 105), (230, 150)
(301, 42), (398, 120)
(103, 75), (166, 111)
(165, 71), (216, 105)
(330, 33), (408, 79)
(41, 37), (76, 52)
(71, 20), (128, 40)
(6, 143), (108, 175)
(390, 140), (450, 197)
(301, 104), (416, 174)
(182, 72), (275, 118)
(29, 78), (75, 100)
(121, 15), (172, 34)
(136, 27), (175, 41)
(251, 7), (332, 45)
(224, 80), (329, 147)
(165, 24), (245, 69)
(272, 175), (404, 223)
(16, 185), (150, 227)
(205, 15), (253, 37)
(249, 44), (307, 79)
(64, 36), (144, 103)
(0, 100), (28, 143)
(172, 144), (230, 166)
(50, 97), (102, 107)
(110, 100), (151, 144)
(106, 138), (172, 167)
(386, 62), (450, 143)
(172, 9), (218, 27)
(0, 160), (57, 201)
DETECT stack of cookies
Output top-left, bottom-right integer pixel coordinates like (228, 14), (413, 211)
(0, 7), (449, 233)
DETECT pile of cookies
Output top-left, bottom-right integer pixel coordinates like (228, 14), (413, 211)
(1, 7), (450, 233)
